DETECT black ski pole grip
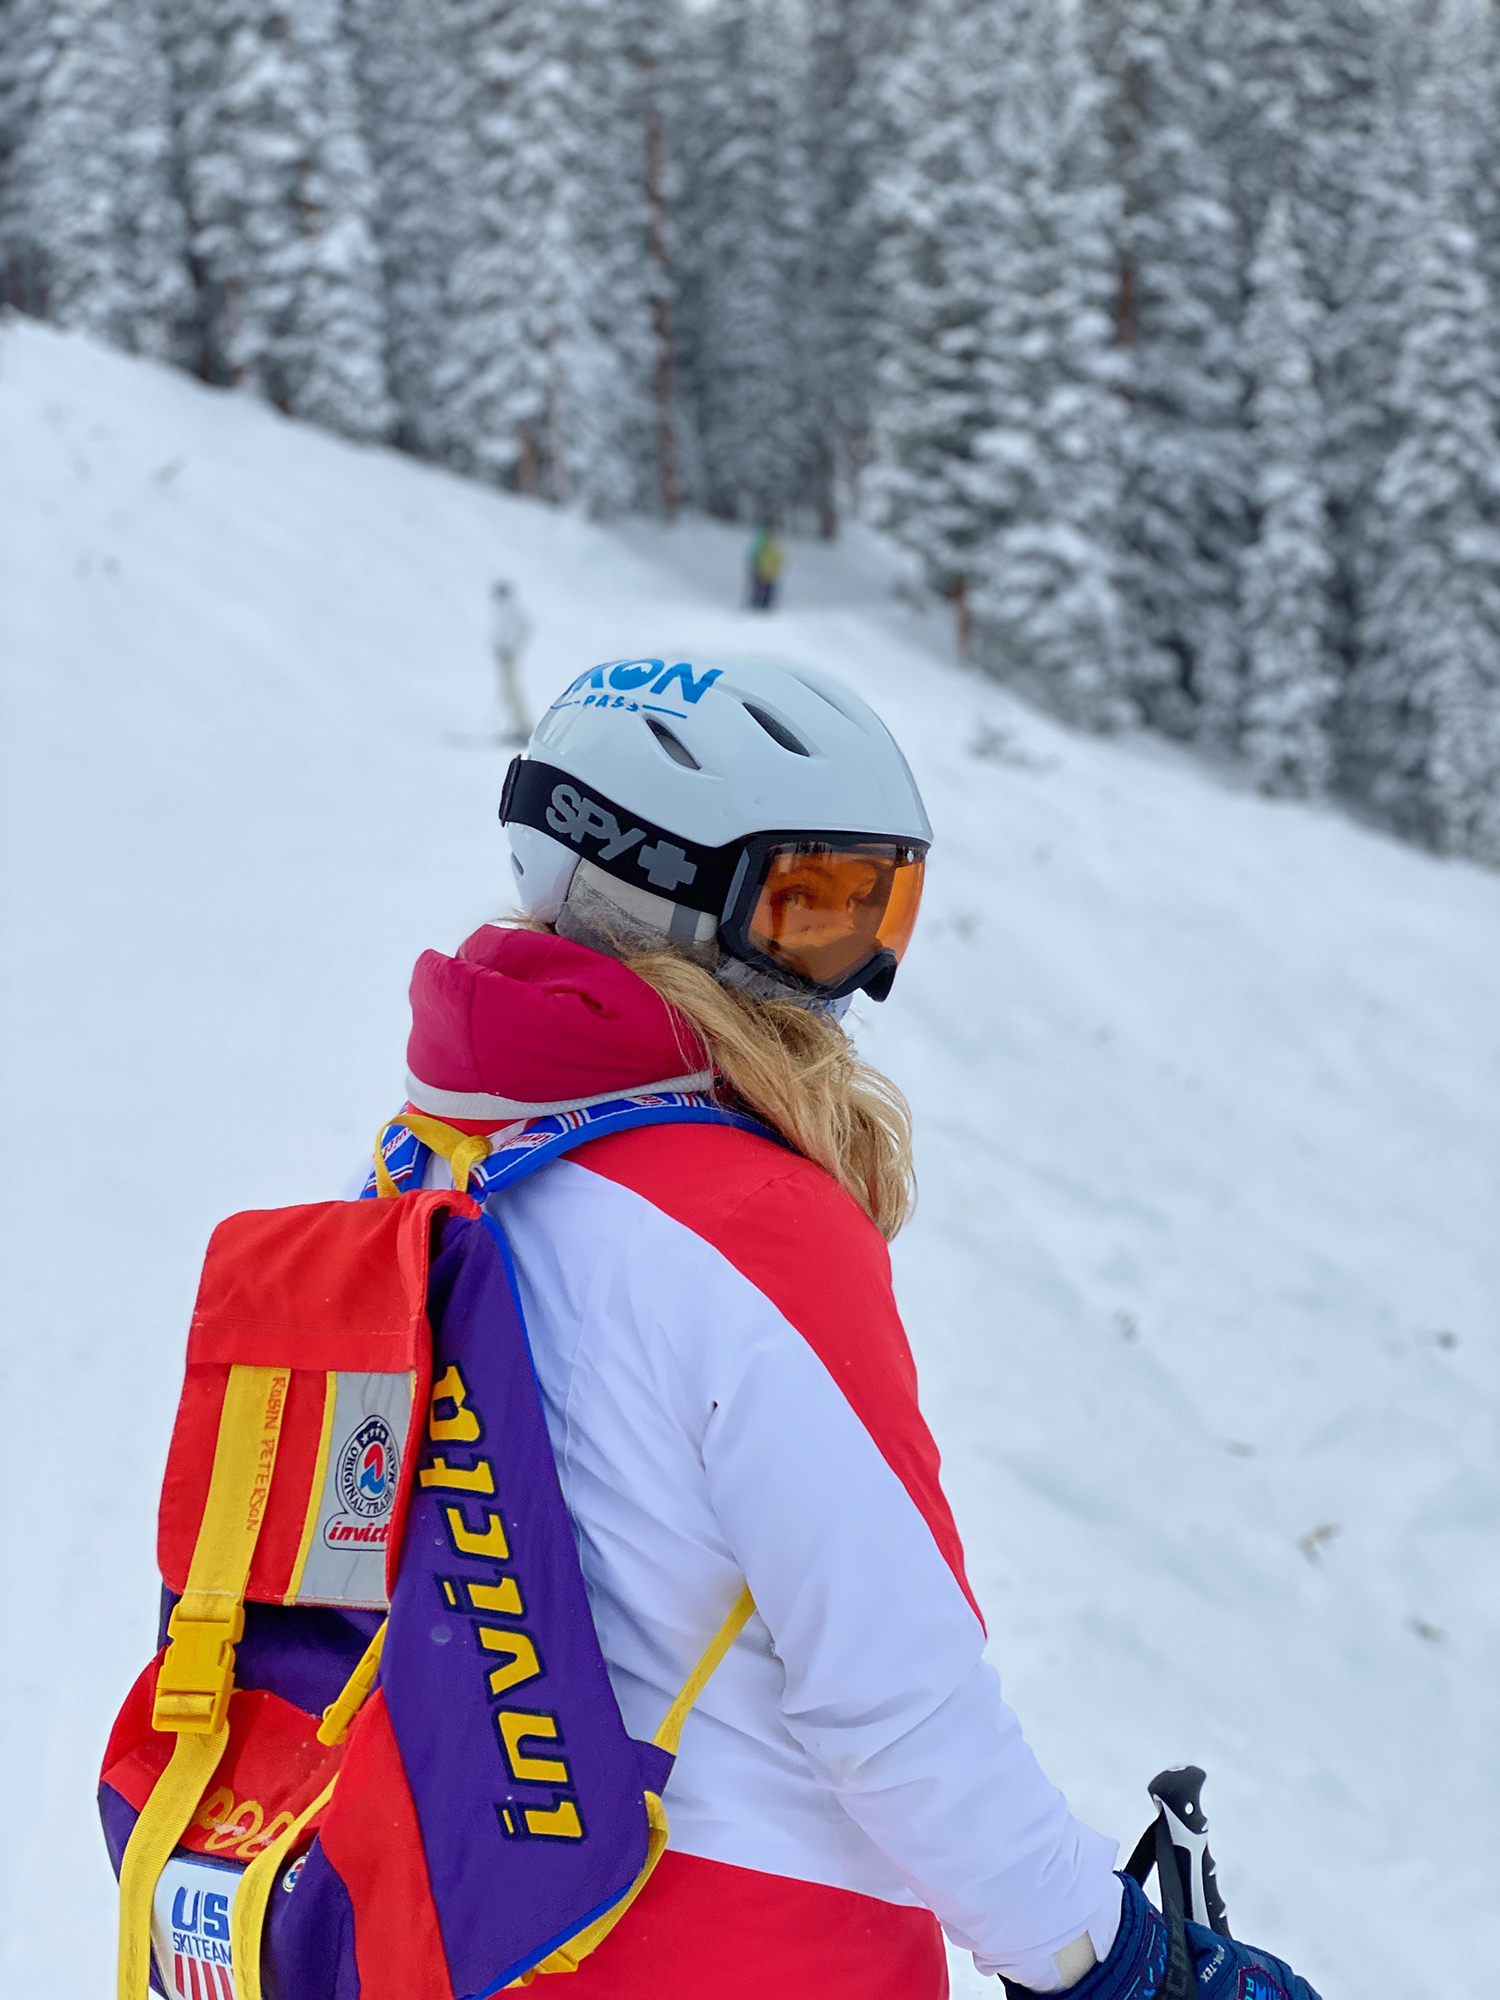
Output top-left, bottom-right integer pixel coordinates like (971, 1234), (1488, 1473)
(1123, 1766), (1233, 2000)
(1148, 1766), (1232, 1938)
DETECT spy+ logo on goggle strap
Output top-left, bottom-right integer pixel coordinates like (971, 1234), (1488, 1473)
(501, 758), (741, 911)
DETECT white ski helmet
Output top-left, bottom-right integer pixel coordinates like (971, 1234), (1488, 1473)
(501, 655), (931, 1002)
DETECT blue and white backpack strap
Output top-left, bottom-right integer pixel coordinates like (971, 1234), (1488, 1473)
(360, 1120), (432, 1200)
(358, 1090), (778, 1202)
(467, 1089), (779, 1197)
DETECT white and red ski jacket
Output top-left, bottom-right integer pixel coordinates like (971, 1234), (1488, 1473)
(380, 925), (1120, 1999)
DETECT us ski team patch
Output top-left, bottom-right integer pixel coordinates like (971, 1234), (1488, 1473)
(151, 1851), (242, 2000)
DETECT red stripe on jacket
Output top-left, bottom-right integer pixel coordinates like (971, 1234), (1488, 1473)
(575, 1121), (984, 1627)
(565, 1848), (949, 1999)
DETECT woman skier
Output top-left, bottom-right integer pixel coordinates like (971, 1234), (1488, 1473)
(377, 655), (1321, 2000)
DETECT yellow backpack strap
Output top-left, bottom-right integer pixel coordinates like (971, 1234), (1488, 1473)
(117, 1734), (240, 2000)
(315, 1619), (387, 1746)
(523, 1584), (756, 1982)
(118, 1365), (290, 2000)
(374, 1112), (492, 1198)
(652, 1584), (755, 1757)
(230, 1775), (338, 2000)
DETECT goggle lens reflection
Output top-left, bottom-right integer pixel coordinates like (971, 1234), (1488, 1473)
(746, 844), (926, 988)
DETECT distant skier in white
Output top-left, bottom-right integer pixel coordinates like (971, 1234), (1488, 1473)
(490, 578), (533, 745)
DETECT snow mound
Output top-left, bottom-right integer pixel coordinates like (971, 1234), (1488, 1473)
(2, 319), (1496, 1998)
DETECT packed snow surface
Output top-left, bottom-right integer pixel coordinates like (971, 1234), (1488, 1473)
(2, 321), (1496, 1998)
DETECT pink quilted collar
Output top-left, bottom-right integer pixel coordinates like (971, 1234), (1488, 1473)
(405, 925), (710, 1127)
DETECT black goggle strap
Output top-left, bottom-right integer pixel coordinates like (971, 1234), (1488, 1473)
(500, 757), (741, 916)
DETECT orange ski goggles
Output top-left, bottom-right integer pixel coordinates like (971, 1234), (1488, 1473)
(722, 836), (927, 1001)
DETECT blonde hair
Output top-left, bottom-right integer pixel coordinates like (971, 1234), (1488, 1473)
(502, 913), (915, 1236)
(624, 946), (915, 1241)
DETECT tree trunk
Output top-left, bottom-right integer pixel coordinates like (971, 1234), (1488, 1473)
(516, 422), (539, 495)
(817, 434), (837, 540)
(645, 87), (678, 521)
(547, 325), (570, 507)
(951, 579), (972, 655)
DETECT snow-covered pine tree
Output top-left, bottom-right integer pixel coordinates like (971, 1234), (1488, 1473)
(1318, 23), (1421, 691)
(432, 0), (656, 514)
(671, 0), (816, 527)
(0, 0), (191, 357)
(965, 0), (1134, 730)
(657, 6), (714, 515)
(799, 0), (912, 535)
(1438, 0), (1500, 328)
(1219, 0), (1381, 686)
(866, 0), (1020, 642)
(1239, 193), (1336, 796)
(1223, 0), (1382, 294)
(427, 0), (552, 492)
(162, 0), (392, 439)
(1092, 0), (1250, 744)
(571, 0), (667, 515)
(347, 0), (467, 456)
(285, 5), (393, 441)
(1346, 3), (1500, 864)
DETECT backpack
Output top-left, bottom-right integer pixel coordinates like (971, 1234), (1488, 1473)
(101, 1091), (769, 2000)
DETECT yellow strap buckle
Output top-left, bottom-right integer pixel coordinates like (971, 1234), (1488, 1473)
(152, 1595), (246, 1734)
(316, 1619), (387, 1746)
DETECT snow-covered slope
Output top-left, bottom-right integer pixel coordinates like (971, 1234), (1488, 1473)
(3, 319), (1496, 1998)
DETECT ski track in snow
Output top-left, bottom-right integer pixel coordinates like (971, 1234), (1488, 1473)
(2, 321), (1496, 1999)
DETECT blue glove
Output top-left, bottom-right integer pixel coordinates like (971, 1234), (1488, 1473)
(1004, 1873), (1323, 2000)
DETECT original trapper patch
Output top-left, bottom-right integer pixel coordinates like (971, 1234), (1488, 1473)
(290, 1371), (412, 1609)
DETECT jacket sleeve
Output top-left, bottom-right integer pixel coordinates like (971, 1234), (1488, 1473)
(689, 1166), (1122, 1988)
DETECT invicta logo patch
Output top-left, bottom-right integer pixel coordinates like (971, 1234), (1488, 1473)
(419, 1363), (588, 1844)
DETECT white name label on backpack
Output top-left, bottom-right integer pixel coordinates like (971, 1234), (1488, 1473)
(292, 1369), (413, 1609)
(151, 1853), (242, 2000)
